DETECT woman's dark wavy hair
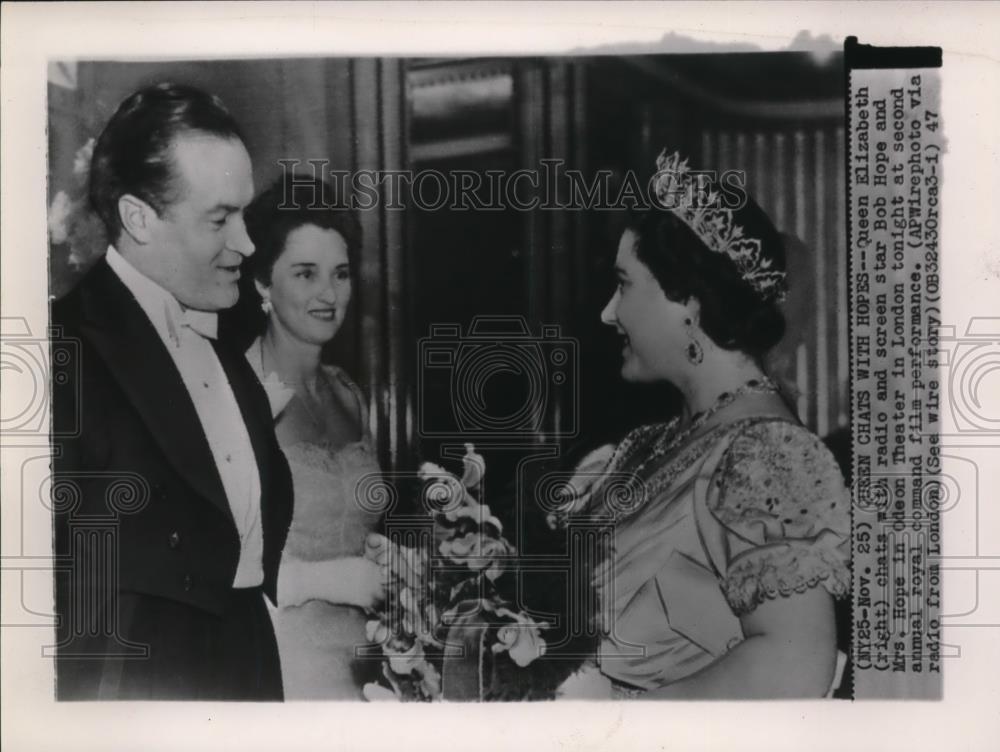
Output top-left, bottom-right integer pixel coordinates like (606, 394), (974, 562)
(243, 176), (360, 285)
(626, 186), (787, 359)
(224, 176), (360, 345)
(89, 82), (245, 242)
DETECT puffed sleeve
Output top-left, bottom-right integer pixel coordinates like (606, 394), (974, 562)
(706, 421), (850, 616)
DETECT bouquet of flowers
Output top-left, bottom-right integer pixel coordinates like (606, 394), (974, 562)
(361, 445), (600, 701)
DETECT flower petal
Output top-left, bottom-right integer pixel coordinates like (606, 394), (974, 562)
(363, 682), (400, 702)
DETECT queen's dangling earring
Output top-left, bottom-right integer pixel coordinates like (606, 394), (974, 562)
(684, 317), (704, 365)
(261, 297), (273, 315)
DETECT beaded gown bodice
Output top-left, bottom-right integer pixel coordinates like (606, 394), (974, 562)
(584, 408), (851, 692)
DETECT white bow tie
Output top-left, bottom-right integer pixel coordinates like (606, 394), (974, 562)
(165, 302), (218, 345)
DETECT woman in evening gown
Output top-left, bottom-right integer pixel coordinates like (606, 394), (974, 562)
(241, 177), (383, 699)
(556, 151), (850, 698)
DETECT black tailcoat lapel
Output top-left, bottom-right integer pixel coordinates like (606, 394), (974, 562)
(211, 340), (292, 600)
(75, 259), (233, 524)
(52, 257), (293, 699)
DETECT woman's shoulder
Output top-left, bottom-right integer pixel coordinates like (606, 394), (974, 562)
(319, 363), (365, 402)
(703, 418), (851, 615)
(711, 418), (850, 530)
(721, 419), (840, 473)
(319, 364), (369, 425)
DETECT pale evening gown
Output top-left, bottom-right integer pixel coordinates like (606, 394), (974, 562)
(577, 401), (851, 696)
(248, 340), (381, 700)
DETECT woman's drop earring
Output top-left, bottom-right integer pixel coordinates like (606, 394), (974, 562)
(684, 317), (704, 365)
(261, 297), (273, 315)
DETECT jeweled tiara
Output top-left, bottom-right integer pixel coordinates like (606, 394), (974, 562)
(652, 150), (787, 303)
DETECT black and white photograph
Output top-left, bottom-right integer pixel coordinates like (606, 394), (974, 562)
(2, 3), (998, 751)
(44, 48), (857, 702)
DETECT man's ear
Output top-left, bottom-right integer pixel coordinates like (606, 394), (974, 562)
(117, 194), (157, 244)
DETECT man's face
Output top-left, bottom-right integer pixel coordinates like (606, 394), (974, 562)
(146, 133), (255, 311)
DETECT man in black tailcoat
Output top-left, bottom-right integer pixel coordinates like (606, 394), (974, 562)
(51, 83), (292, 700)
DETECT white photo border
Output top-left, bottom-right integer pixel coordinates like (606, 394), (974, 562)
(3, 3), (999, 751)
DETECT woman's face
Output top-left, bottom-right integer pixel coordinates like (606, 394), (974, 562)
(257, 223), (352, 347)
(600, 229), (693, 383)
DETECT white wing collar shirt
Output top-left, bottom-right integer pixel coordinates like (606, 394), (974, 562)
(106, 246), (264, 588)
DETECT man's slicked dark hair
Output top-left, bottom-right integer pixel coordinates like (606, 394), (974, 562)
(88, 82), (246, 241)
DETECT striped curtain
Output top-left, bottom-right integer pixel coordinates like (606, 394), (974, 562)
(700, 126), (848, 437)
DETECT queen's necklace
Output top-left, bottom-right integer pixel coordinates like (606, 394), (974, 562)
(606, 376), (780, 487)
